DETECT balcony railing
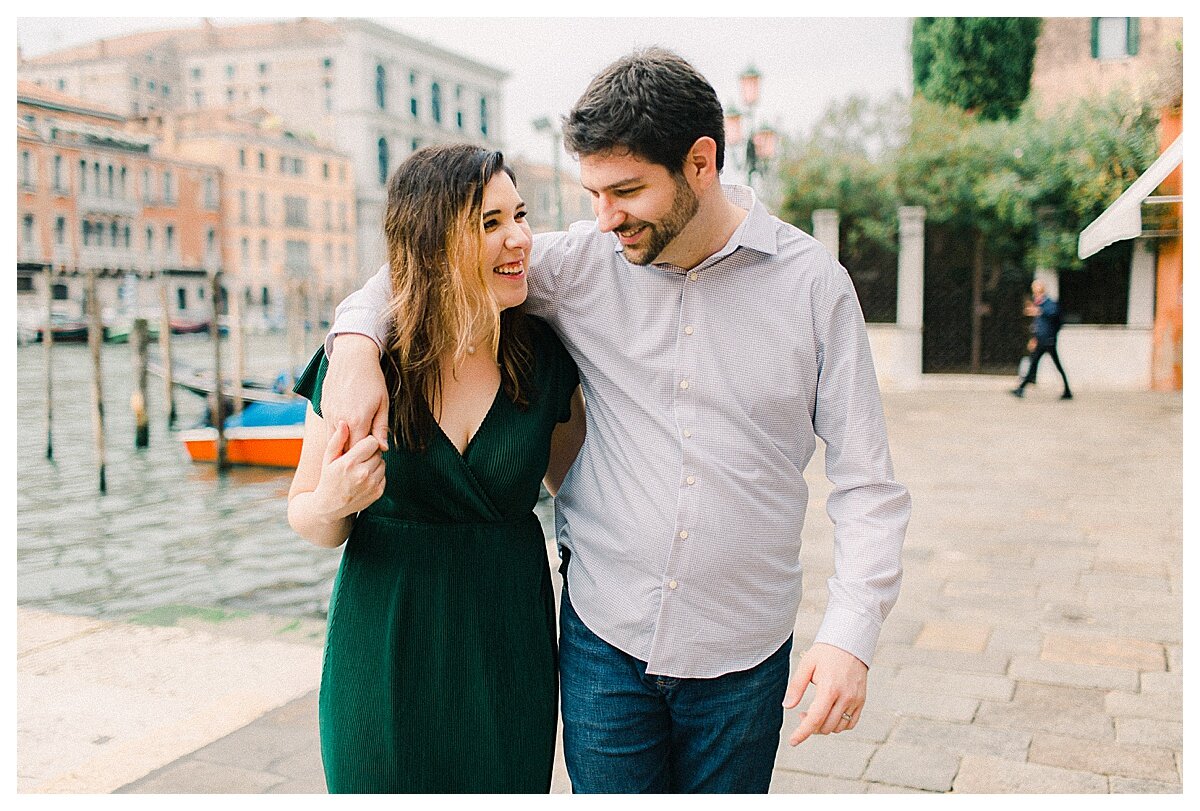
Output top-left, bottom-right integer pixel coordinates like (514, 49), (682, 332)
(79, 246), (138, 269)
(78, 191), (140, 218)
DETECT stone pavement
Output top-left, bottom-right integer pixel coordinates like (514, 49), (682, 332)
(18, 381), (1184, 793)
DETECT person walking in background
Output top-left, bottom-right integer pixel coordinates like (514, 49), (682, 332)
(1012, 279), (1073, 400)
(317, 48), (910, 793)
(287, 144), (585, 792)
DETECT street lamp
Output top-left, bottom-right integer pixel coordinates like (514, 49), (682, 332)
(532, 116), (565, 231)
(724, 65), (778, 190)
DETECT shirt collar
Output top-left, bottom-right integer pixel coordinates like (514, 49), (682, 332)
(612, 182), (780, 266)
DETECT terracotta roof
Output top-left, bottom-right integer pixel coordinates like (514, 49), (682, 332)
(16, 79), (125, 120)
(20, 18), (342, 66)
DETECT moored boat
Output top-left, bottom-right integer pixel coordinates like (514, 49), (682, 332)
(179, 400), (307, 467)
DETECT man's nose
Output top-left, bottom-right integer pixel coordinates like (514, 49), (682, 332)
(594, 196), (624, 233)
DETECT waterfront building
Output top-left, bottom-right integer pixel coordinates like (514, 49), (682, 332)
(20, 17), (507, 279)
(17, 81), (222, 329)
(129, 108), (357, 333)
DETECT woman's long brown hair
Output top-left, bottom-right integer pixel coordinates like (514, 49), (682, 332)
(381, 144), (534, 451)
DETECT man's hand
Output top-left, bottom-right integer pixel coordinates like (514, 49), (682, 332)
(324, 334), (390, 448)
(782, 642), (868, 746)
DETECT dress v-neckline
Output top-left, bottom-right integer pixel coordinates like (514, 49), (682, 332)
(432, 384), (503, 460)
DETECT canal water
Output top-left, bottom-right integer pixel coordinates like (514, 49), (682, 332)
(16, 331), (557, 620)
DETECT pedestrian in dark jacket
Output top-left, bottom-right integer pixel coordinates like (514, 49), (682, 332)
(1012, 280), (1073, 399)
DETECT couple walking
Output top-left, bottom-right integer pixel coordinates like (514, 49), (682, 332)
(288, 48), (911, 794)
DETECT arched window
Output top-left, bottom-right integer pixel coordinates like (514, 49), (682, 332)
(378, 137), (389, 186)
(480, 97), (489, 137)
(375, 64), (387, 110)
(431, 82), (442, 124)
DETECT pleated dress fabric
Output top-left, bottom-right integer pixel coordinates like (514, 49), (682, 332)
(293, 317), (578, 794)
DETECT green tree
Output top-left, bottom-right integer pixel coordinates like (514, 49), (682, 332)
(912, 17), (1042, 121)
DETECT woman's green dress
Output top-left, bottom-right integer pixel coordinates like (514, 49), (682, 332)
(293, 318), (578, 793)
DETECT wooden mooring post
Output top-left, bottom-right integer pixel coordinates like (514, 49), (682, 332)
(87, 268), (107, 494)
(44, 268), (55, 460)
(131, 318), (150, 448)
(211, 271), (228, 470)
(158, 275), (177, 427)
(229, 283), (246, 415)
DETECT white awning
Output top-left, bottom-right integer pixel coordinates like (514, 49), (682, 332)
(1078, 134), (1183, 259)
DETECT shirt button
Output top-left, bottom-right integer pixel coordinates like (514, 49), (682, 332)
(668, 580), (678, 589)
(678, 530), (688, 540)
(686, 476), (696, 485)
(684, 325), (694, 335)
(683, 429), (692, 438)
(679, 379), (689, 390)
(687, 271), (698, 281)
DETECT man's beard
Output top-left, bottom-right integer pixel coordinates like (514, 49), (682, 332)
(618, 174), (699, 266)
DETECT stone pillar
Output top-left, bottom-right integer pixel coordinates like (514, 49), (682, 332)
(812, 209), (840, 260)
(1126, 238), (1156, 329)
(897, 207), (925, 330)
(874, 205), (927, 387)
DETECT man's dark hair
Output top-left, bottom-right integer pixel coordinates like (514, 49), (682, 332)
(563, 47), (725, 173)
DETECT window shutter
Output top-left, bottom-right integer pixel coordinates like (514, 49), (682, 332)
(1091, 18), (1100, 58)
(1127, 18), (1140, 56)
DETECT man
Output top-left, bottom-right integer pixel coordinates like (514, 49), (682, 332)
(1012, 279), (1073, 400)
(320, 48), (910, 793)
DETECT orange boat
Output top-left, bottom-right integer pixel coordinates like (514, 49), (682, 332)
(179, 399), (308, 467)
(179, 424), (305, 467)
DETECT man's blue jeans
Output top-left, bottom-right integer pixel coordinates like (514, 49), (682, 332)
(559, 586), (791, 793)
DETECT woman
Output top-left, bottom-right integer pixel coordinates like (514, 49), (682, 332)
(287, 144), (584, 793)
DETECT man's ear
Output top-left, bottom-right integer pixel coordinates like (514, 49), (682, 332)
(682, 136), (720, 191)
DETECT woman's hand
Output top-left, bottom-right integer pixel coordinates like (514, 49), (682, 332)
(313, 421), (387, 521)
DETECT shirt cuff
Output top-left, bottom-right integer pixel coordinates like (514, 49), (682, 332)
(324, 318), (385, 359)
(812, 603), (883, 668)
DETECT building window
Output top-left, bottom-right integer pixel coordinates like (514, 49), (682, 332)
(18, 276), (35, 293)
(22, 215), (35, 245)
(258, 62), (269, 74)
(226, 87), (235, 102)
(455, 84), (464, 129)
(259, 192), (269, 225)
(480, 96), (489, 137)
(20, 151), (33, 187)
(55, 217), (66, 245)
(162, 83), (170, 97)
(107, 164), (115, 196)
(146, 226), (154, 253)
(163, 171), (176, 203)
(323, 162), (330, 179)
(226, 64), (235, 78)
(132, 76), (140, 89)
(166, 224), (176, 254)
(1093, 18), (1140, 59)
(193, 91), (204, 106)
(239, 190), (249, 224)
(325, 78), (334, 112)
(142, 168), (152, 202)
(409, 71), (419, 118)
(124, 224), (131, 248)
(148, 80), (156, 92)
(53, 283), (69, 300)
(241, 237), (250, 271)
(119, 166), (127, 197)
(204, 176), (218, 208)
(239, 149), (246, 168)
(376, 64), (387, 110)
(260, 238), (269, 265)
(260, 85), (269, 100)
(53, 154), (64, 191)
(431, 82), (442, 124)
(82, 221), (92, 247)
(259, 152), (266, 170)
(207, 228), (218, 255)
(323, 57), (333, 69)
(192, 67), (203, 80)
(284, 196), (308, 228)
(177, 287), (187, 310)
(110, 221), (118, 246)
(378, 137), (389, 186)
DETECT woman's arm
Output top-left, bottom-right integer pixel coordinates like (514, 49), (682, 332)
(544, 386), (586, 498)
(288, 406), (387, 548)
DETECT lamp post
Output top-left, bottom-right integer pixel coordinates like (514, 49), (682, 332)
(724, 65), (778, 192)
(532, 116), (565, 231)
